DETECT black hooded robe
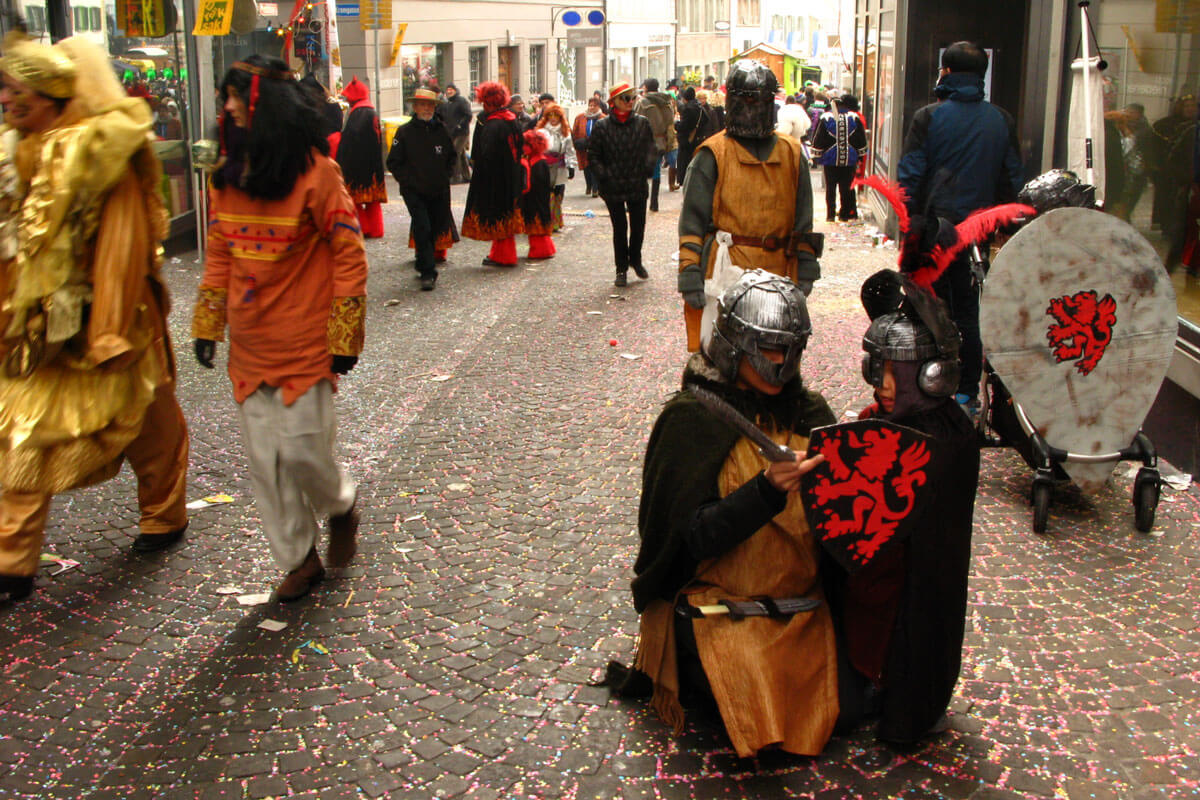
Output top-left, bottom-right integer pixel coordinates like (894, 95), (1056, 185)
(462, 112), (524, 240)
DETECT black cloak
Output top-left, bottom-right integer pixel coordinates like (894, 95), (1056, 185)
(519, 158), (554, 236)
(337, 85), (387, 204)
(462, 112), (524, 240)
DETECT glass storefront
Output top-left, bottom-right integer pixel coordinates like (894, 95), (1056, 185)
(399, 43), (448, 115)
(1086, 0), (1200, 330)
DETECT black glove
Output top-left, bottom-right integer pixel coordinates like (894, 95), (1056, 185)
(331, 354), (358, 374)
(194, 338), (216, 369)
(683, 290), (706, 309)
(568, 167), (575, 180)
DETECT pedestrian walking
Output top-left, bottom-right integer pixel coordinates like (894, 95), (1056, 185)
(776, 94), (812, 142)
(635, 77), (678, 210)
(812, 94), (869, 221)
(192, 55), (367, 602)
(678, 60), (823, 352)
(388, 87), (458, 291)
(509, 94), (535, 130)
(337, 76), (387, 238)
(462, 81), (525, 267)
(535, 103), (576, 231)
(519, 129), (557, 260)
(299, 72), (343, 151)
(437, 83), (473, 184)
(0, 34), (191, 602)
(572, 96), (606, 197)
(897, 40), (1024, 414)
(586, 83), (658, 286)
(675, 87), (716, 182)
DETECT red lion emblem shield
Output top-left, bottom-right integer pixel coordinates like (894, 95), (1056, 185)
(1045, 290), (1117, 376)
(800, 421), (936, 572)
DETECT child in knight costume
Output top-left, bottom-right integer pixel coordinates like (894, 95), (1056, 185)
(0, 34), (191, 602)
(610, 270), (844, 757)
(822, 269), (980, 744)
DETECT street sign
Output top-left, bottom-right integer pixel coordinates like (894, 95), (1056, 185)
(358, 0), (388, 28)
(259, 2), (278, 14)
(335, 2), (357, 16)
(566, 27), (603, 47)
(192, 0), (234, 35)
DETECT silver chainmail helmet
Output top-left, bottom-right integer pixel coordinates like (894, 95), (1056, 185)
(707, 269), (811, 386)
(860, 271), (960, 398)
(724, 59), (778, 139)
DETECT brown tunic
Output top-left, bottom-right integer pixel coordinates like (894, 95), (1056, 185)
(636, 428), (839, 758)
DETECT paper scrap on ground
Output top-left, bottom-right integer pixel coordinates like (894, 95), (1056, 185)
(384, 299), (402, 307)
(430, 375), (452, 382)
(257, 619), (287, 632)
(186, 493), (235, 510)
(403, 514), (424, 522)
(1165, 473), (1192, 490)
(447, 483), (471, 492)
(290, 639), (330, 665)
(619, 353), (641, 360)
(40, 553), (81, 576)
(237, 592), (272, 606)
(586, 311), (603, 315)
(214, 585), (242, 595)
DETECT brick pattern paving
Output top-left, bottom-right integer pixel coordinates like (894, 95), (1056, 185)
(1, 181), (1197, 800)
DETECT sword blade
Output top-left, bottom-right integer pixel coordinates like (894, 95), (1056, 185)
(689, 385), (797, 463)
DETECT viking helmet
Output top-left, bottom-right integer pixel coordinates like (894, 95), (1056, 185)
(724, 59), (778, 138)
(707, 270), (811, 387)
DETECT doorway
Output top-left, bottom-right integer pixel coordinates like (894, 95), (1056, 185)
(498, 46), (518, 93)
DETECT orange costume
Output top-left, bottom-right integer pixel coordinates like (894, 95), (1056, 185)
(0, 36), (189, 594)
(192, 153), (367, 403)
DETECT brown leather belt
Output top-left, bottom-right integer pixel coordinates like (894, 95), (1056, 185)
(729, 233), (790, 251)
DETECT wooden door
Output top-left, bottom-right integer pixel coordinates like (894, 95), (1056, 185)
(498, 46), (517, 93)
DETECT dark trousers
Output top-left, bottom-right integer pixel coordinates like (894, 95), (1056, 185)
(602, 194), (648, 271)
(823, 165), (858, 220)
(932, 251), (982, 400)
(401, 189), (444, 278)
(451, 134), (471, 183)
(583, 166), (597, 194)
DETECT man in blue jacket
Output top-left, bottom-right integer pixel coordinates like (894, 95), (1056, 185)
(898, 41), (1024, 413)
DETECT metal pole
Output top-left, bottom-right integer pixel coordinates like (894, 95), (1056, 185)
(373, 27), (381, 112)
(1079, 0), (1094, 186)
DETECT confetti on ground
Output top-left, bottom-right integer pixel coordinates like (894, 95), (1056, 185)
(186, 493), (235, 510)
(257, 619), (287, 632)
(214, 585), (242, 595)
(236, 592), (272, 606)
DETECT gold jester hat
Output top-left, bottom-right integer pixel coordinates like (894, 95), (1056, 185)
(0, 32), (76, 98)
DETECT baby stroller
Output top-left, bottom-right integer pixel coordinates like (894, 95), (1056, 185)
(972, 172), (1177, 534)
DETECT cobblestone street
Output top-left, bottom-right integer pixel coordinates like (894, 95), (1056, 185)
(1, 177), (1199, 800)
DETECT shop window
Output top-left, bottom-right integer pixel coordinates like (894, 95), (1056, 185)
(737, 0), (760, 27)
(469, 46), (487, 93)
(529, 44), (544, 95)
(90, 7), (100, 29)
(400, 44), (449, 114)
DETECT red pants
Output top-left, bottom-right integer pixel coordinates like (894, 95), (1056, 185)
(488, 237), (517, 265)
(356, 202), (384, 238)
(527, 234), (556, 259)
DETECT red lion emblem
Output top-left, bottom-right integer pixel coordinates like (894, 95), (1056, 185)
(1045, 290), (1117, 376)
(809, 427), (931, 564)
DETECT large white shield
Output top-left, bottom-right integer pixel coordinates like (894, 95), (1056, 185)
(980, 207), (1177, 492)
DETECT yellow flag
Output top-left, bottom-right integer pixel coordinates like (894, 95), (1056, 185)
(193, 0), (235, 35)
(388, 23), (408, 67)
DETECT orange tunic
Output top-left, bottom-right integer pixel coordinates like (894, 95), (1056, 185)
(193, 153), (367, 406)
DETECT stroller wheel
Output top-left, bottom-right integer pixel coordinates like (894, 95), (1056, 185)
(1031, 480), (1052, 534)
(1133, 468), (1160, 533)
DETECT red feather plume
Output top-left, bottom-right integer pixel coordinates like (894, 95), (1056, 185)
(853, 175), (910, 234)
(908, 203), (1037, 288)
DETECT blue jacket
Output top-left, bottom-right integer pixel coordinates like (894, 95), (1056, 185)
(897, 72), (1024, 223)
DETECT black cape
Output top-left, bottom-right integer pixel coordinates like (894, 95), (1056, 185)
(633, 358), (836, 614)
(823, 399), (979, 743)
(519, 158), (553, 235)
(462, 113), (524, 240)
(337, 103), (387, 204)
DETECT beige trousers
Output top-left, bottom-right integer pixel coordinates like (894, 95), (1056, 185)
(237, 381), (356, 571)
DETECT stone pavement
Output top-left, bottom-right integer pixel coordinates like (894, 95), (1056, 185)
(1, 176), (1198, 800)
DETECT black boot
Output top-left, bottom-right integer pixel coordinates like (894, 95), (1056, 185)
(650, 178), (660, 212)
(0, 574), (34, 602)
(668, 166), (679, 191)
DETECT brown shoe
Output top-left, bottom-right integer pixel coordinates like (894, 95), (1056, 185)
(275, 548), (325, 602)
(327, 501), (359, 568)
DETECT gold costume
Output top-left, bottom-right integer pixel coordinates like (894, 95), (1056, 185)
(0, 35), (188, 580)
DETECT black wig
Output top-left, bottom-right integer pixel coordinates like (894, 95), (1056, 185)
(213, 55), (330, 201)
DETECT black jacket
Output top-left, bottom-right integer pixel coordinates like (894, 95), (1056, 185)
(387, 115), (455, 195)
(437, 94), (473, 139)
(587, 112), (657, 201)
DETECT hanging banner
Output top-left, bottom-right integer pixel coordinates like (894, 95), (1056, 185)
(387, 22), (407, 67)
(193, 0), (235, 35)
(325, 0), (343, 88)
